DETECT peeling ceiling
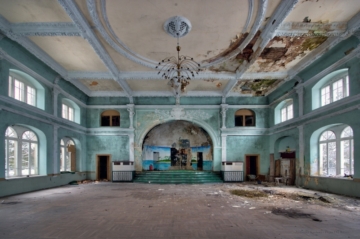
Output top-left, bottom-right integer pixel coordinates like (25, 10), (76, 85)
(0, 0), (359, 99)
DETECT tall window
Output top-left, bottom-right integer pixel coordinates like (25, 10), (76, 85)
(235, 109), (255, 127)
(60, 138), (75, 172)
(5, 127), (17, 177)
(319, 131), (336, 176)
(62, 103), (74, 121)
(321, 75), (349, 107)
(281, 101), (293, 122)
(341, 127), (354, 175)
(101, 110), (120, 126)
(5, 127), (38, 178)
(8, 76), (36, 106)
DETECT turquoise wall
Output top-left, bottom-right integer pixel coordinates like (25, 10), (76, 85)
(1, 32), (360, 198)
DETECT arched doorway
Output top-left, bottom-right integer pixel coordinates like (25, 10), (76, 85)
(141, 120), (213, 171)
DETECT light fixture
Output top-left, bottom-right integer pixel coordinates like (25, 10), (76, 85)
(156, 16), (202, 93)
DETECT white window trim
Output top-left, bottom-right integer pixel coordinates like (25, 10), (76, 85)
(8, 75), (37, 107)
(320, 74), (349, 107)
(280, 101), (293, 123)
(60, 138), (75, 172)
(62, 103), (75, 122)
(5, 127), (39, 178)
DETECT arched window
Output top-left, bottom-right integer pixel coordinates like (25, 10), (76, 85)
(61, 98), (80, 124)
(341, 127), (354, 175)
(101, 110), (120, 126)
(21, 131), (38, 176)
(60, 138), (75, 172)
(5, 126), (39, 177)
(312, 69), (349, 110)
(5, 127), (17, 177)
(235, 109), (255, 127)
(8, 69), (45, 109)
(274, 99), (293, 124)
(319, 131), (336, 176)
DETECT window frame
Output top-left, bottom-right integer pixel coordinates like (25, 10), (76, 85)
(101, 110), (120, 127)
(234, 109), (255, 127)
(280, 101), (293, 123)
(60, 138), (75, 172)
(319, 130), (337, 176)
(5, 127), (39, 178)
(8, 75), (37, 107)
(320, 74), (349, 107)
(62, 103), (75, 122)
(340, 126), (354, 175)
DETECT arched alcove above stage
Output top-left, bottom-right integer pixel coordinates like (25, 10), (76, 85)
(141, 120), (213, 171)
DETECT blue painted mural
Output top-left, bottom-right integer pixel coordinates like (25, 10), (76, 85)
(142, 145), (212, 171)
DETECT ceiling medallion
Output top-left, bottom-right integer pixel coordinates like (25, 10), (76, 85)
(156, 16), (201, 94)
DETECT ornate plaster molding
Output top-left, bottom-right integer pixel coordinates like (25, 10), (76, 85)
(259, 0), (299, 49)
(276, 22), (347, 37)
(163, 16), (192, 38)
(301, 45), (360, 88)
(203, 0), (268, 68)
(289, 12), (360, 78)
(0, 16), (67, 76)
(0, 48), (89, 107)
(242, 0), (254, 33)
(11, 22), (81, 36)
(58, 0), (133, 98)
(85, 0), (157, 70)
(154, 107), (212, 121)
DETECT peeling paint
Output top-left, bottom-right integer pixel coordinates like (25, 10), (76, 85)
(248, 35), (328, 73)
(232, 79), (281, 95)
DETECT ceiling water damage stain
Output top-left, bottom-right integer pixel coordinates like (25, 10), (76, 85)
(89, 81), (99, 86)
(207, 31), (261, 73)
(249, 35), (328, 72)
(232, 79), (281, 96)
(203, 79), (223, 88)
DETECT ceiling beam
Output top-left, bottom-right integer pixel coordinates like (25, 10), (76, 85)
(222, 0), (299, 97)
(57, 0), (133, 99)
(11, 22), (81, 36)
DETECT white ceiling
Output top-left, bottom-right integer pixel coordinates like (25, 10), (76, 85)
(0, 0), (359, 100)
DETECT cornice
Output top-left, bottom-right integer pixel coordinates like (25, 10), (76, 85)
(11, 22), (81, 36)
(0, 16), (67, 76)
(57, 0), (133, 98)
(276, 22), (347, 37)
(0, 49), (88, 107)
(301, 45), (360, 88)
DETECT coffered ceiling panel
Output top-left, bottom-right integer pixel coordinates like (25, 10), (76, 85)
(28, 36), (108, 71)
(126, 79), (172, 91)
(0, 0), (71, 23)
(104, 0), (250, 63)
(185, 79), (229, 92)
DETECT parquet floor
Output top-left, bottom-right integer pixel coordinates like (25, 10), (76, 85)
(0, 182), (359, 239)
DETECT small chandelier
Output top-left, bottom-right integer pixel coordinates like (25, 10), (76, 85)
(156, 16), (202, 93)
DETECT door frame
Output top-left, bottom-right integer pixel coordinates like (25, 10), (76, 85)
(96, 154), (111, 181)
(245, 154), (260, 177)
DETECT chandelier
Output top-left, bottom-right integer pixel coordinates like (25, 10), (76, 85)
(156, 16), (202, 93)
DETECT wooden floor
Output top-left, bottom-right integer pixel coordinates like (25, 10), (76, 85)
(1, 182), (360, 239)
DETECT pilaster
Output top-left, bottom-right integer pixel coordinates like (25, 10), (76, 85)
(127, 104), (135, 129)
(296, 86), (304, 117)
(221, 104), (228, 129)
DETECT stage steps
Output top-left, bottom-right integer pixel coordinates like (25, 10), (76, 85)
(133, 170), (223, 184)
